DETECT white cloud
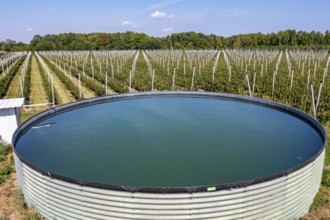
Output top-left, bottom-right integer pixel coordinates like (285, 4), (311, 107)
(221, 9), (248, 17)
(145, 0), (186, 11)
(121, 21), (133, 26)
(162, 26), (174, 32)
(26, 27), (33, 32)
(151, 11), (168, 19)
(121, 21), (139, 28)
(168, 14), (175, 19)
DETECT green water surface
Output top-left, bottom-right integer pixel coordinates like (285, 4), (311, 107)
(15, 97), (324, 188)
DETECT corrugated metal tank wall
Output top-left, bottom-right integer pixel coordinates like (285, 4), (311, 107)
(14, 149), (324, 220)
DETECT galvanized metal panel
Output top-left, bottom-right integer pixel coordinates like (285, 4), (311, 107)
(0, 98), (24, 109)
(14, 150), (325, 220)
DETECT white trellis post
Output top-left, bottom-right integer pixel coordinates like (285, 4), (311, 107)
(51, 74), (55, 107)
(20, 75), (24, 98)
(129, 69), (132, 89)
(172, 68), (176, 90)
(316, 81), (323, 110)
(245, 73), (252, 97)
(307, 68), (311, 90)
(70, 67), (72, 81)
(151, 69), (155, 91)
(183, 61), (186, 76)
(191, 66), (196, 90)
(105, 71), (108, 96)
(79, 72), (82, 98)
(290, 69), (294, 93)
(228, 64), (232, 82)
(272, 70), (276, 96)
(92, 65), (94, 81)
(252, 71), (256, 96)
(167, 63), (169, 75)
(310, 84), (317, 118)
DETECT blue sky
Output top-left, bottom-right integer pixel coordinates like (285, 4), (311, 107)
(1, 0), (330, 43)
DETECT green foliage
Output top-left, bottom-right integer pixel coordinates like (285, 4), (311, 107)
(30, 47), (330, 124)
(322, 135), (329, 183)
(227, 30), (330, 49)
(324, 135), (330, 167)
(0, 143), (13, 185)
(62, 60), (106, 96)
(26, 30), (330, 51)
(0, 55), (26, 98)
(41, 55), (81, 100)
(48, 51), (129, 94)
(309, 186), (329, 211)
(0, 215), (9, 220)
(173, 42), (184, 49)
(0, 40), (28, 52)
(108, 78), (129, 93)
(29, 32), (165, 51)
(322, 170), (330, 187)
(21, 212), (42, 220)
(0, 163), (13, 176)
(0, 143), (11, 156)
(13, 190), (26, 211)
(0, 164), (13, 185)
(2, 43), (11, 52)
(13, 190), (42, 220)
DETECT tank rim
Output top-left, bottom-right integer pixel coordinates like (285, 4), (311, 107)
(12, 91), (326, 193)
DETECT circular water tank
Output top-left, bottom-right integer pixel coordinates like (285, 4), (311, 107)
(13, 92), (326, 219)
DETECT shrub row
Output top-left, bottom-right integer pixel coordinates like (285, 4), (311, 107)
(0, 55), (26, 98)
(41, 55), (80, 100)
(78, 62), (129, 93)
(35, 54), (58, 104)
(64, 65), (105, 96)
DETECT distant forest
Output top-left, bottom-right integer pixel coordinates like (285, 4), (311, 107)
(1, 30), (330, 51)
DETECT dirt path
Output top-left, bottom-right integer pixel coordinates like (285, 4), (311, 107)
(0, 146), (21, 220)
(0, 173), (21, 220)
(30, 55), (48, 105)
(0, 150), (40, 220)
(52, 72), (75, 104)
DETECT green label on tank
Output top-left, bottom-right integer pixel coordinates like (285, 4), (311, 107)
(207, 186), (216, 191)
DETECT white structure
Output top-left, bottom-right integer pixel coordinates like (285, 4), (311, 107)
(0, 98), (24, 144)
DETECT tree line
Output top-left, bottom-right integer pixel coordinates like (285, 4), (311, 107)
(1, 30), (330, 52)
